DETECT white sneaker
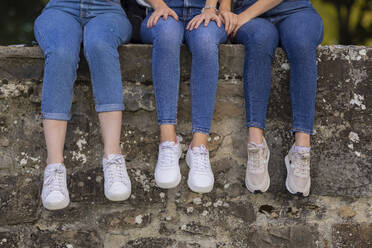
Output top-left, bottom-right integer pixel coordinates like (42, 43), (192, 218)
(285, 144), (311, 197)
(41, 163), (70, 210)
(186, 145), (214, 193)
(246, 137), (270, 193)
(155, 137), (182, 189)
(103, 154), (131, 201)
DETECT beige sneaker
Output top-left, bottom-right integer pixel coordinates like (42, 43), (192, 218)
(246, 137), (270, 193)
(285, 144), (311, 197)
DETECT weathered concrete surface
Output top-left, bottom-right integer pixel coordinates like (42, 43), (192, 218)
(0, 45), (371, 247)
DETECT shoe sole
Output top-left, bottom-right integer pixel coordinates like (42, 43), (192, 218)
(186, 152), (214, 194)
(187, 181), (213, 193)
(105, 190), (131, 201)
(156, 172), (182, 189)
(43, 196), (70, 210)
(155, 146), (183, 189)
(285, 155), (310, 197)
(245, 149), (270, 193)
(246, 173), (270, 194)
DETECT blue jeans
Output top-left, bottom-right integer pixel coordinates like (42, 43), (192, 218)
(34, 0), (132, 120)
(140, 0), (227, 134)
(234, 0), (324, 135)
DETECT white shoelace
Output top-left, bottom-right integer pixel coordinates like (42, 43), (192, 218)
(247, 146), (265, 171)
(158, 142), (179, 168)
(190, 146), (210, 173)
(104, 156), (129, 186)
(292, 152), (310, 177)
(44, 165), (65, 195)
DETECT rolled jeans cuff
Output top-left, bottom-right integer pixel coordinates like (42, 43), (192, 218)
(246, 121), (266, 130)
(42, 112), (71, 121)
(192, 127), (210, 135)
(291, 127), (314, 135)
(96, 104), (124, 113)
(158, 120), (177, 125)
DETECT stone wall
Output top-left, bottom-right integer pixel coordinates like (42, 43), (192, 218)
(0, 45), (371, 247)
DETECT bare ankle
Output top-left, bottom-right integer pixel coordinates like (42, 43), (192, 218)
(191, 133), (208, 148)
(104, 147), (122, 158)
(160, 124), (177, 143)
(248, 127), (264, 144)
(47, 157), (64, 165)
(295, 132), (310, 147)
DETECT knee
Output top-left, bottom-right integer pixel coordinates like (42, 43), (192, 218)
(45, 46), (79, 65)
(153, 18), (183, 48)
(188, 27), (222, 58)
(154, 35), (182, 49)
(34, 12), (49, 37)
(247, 30), (278, 55)
(84, 39), (115, 59)
(284, 38), (317, 58)
(238, 22), (278, 55)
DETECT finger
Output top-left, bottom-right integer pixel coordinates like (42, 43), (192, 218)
(186, 19), (193, 30)
(163, 12), (168, 20)
(228, 17), (234, 35)
(187, 17), (197, 30)
(194, 17), (204, 29)
(224, 16), (230, 33)
(225, 17), (232, 35)
(188, 18), (198, 30)
(170, 10), (179, 21)
(189, 19), (197, 30)
(233, 26), (238, 37)
(214, 16), (222, 28)
(151, 13), (159, 27)
(149, 15), (155, 27)
(233, 19), (239, 34)
(231, 18), (238, 35)
(153, 13), (162, 26)
(204, 16), (211, 27)
(188, 18), (196, 30)
(147, 15), (154, 28)
(219, 14), (225, 24)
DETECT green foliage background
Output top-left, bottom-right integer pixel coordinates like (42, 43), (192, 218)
(312, 0), (372, 46)
(0, 0), (371, 46)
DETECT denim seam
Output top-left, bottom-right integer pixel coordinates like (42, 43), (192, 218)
(246, 121), (266, 130)
(158, 120), (177, 125)
(189, 36), (197, 137)
(192, 127), (210, 135)
(34, 23), (46, 49)
(317, 20), (324, 45)
(42, 112), (71, 121)
(187, 23), (225, 138)
(246, 45), (255, 130)
(151, 20), (181, 127)
(153, 82), (180, 127)
(291, 127), (314, 135)
(96, 104), (124, 112)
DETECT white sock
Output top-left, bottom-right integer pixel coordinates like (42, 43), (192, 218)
(249, 141), (264, 147)
(294, 145), (311, 153)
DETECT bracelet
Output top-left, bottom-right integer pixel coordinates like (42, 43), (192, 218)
(202, 6), (217, 13)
